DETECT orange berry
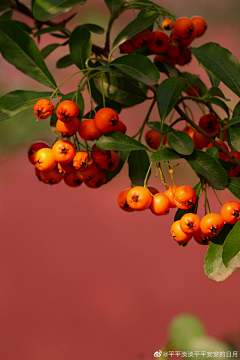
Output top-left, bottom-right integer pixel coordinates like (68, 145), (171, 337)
(190, 16), (207, 38)
(162, 19), (174, 31)
(56, 100), (79, 123)
(34, 148), (57, 172)
(94, 107), (119, 133)
(187, 85), (201, 97)
(200, 213), (225, 237)
(114, 121), (127, 134)
(75, 162), (99, 182)
(127, 186), (152, 211)
(84, 169), (107, 188)
(52, 140), (76, 164)
(150, 193), (170, 216)
(199, 114), (219, 134)
(78, 119), (102, 140)
(34, 99), (54, 119)
(170, 220), (192, 243)
(180, 213), (201, 235)
(56, 117), (80, 137)
(194, 230), (212, 245)
(28, 141), (50, 164)
(57, 162), (74, 175)
(64, 170), (83, 187)
(147, 31), (169, 54)
(174, 17), (195, 39)
(40, 167), (63, 185)
(119, 40), (135, 54)
(147, 186), (159, 195)
(193, 130), (209, 150)
(118, 189), (135, 212)
(221, 201), (240, 225)
(73, 151), (93, 170)
(131, 29), (153, 49)
(164, 186), (178, 208)
(174, 186), (197, 209)
(145, 129), (162, 150)
(175, 47), (192, 66)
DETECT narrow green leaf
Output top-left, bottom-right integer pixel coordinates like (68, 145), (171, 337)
(70, 27), (91, 70)
(89, 79), (122, 112)
(227, 177), (240, 199)
(93, 73), (147, 106)
(0, 10), (12, 19)
(147, 121), (173, 135)
(104, 0), (124, 14)
(219, 158), (237, 170)
(233, 101), (240, 118)
(200, 63), (220, 88)
(206, 146), (219, 160)
(111, 11), (159, 53)
(191, 43), (240, 97)
(56, 55), (73, 68)
(167, 131), (194, 156)
(229, 125), (240, 152)
(76, 23), (105, 34)
(128, 150), (151, 187)
(33, 0), (87, 22)
(96, 132), (149, 151)
(105, 151), (128, 184)
(169, 314), (205, 352)
(206, 97), (229, 117)
(183, 150), (228, 190)
(157, 77), (186, 122)
(151, 148), (181, 162)
(41, 43), (59, 59)
(182, 72), (207, 96)
(0, 90), (57, 121)
(111, 54), (159, 86)
(34, 26), (70, 37)
(222, 222), (240, 267)
(205, 87), (225, 99)
(204, 224), (235, 282)
(0, 0), (12, 11)
(0, 20), (56, 89)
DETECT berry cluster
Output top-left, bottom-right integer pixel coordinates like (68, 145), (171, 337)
(30, 99), (127, 188)
(119, 16), (207, 67)
(118, 186), (240, 246)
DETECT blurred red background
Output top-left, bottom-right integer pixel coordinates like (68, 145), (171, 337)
(0, 1), (240, 359)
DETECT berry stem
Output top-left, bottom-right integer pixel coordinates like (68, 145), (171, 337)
(101, 72), (106, 108)
(87, 76), (96, 116)
(212, 188), (223, 206)
(157, 163), (168, 189)
(144, 161), (153, 188)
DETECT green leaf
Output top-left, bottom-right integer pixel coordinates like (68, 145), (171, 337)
(34, 26), (70, 37)
(191, 43), (240, 97)
(183, 150), (228, 190)
(169, 314), (205, 352)
(12, 21), (32, 34)
(105, 150), (128, 184)
(167, 131), (194, 156)
(41, 43), (59, 59)
(0, 90), (57, 121)
(227, 177), (240, 199)
(206, 97), (229, 117)
(229, 125), (240, 151)
(0, 20), (56, 89)
(33, 0), (87, 22)
(89, 79), (122, 112)
(151, 148), (181, 162)
(111, 11), (159, 54)
(0, 10), (12, 19)
(204, 87), (225, 99)
(0, 0), (12, 11)
(111, 54), (159, 86)
(56, 54), (73, 68)
(147, 121), (173, 135)
(206, 146), (219, 160)
(219, 158), (237, 170)
(157, 77), (186, 122)
(233, 101), (240, 118)
(222, 222), (240, 267)
(200, 63), (220, 88)
(70, 27), (91, 70)
(128, 150), (151, 187)
(182, 72), (208, 96)
(204, 224), (236, 282)
(96, 132), (149, 151)
(93, 73), (148, 106)
(104, 0), (124, 14)
(76, 23), (105, 34)
(174, 182), (202, 221)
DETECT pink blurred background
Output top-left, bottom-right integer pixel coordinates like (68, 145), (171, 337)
(0, 1), (240, 359)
